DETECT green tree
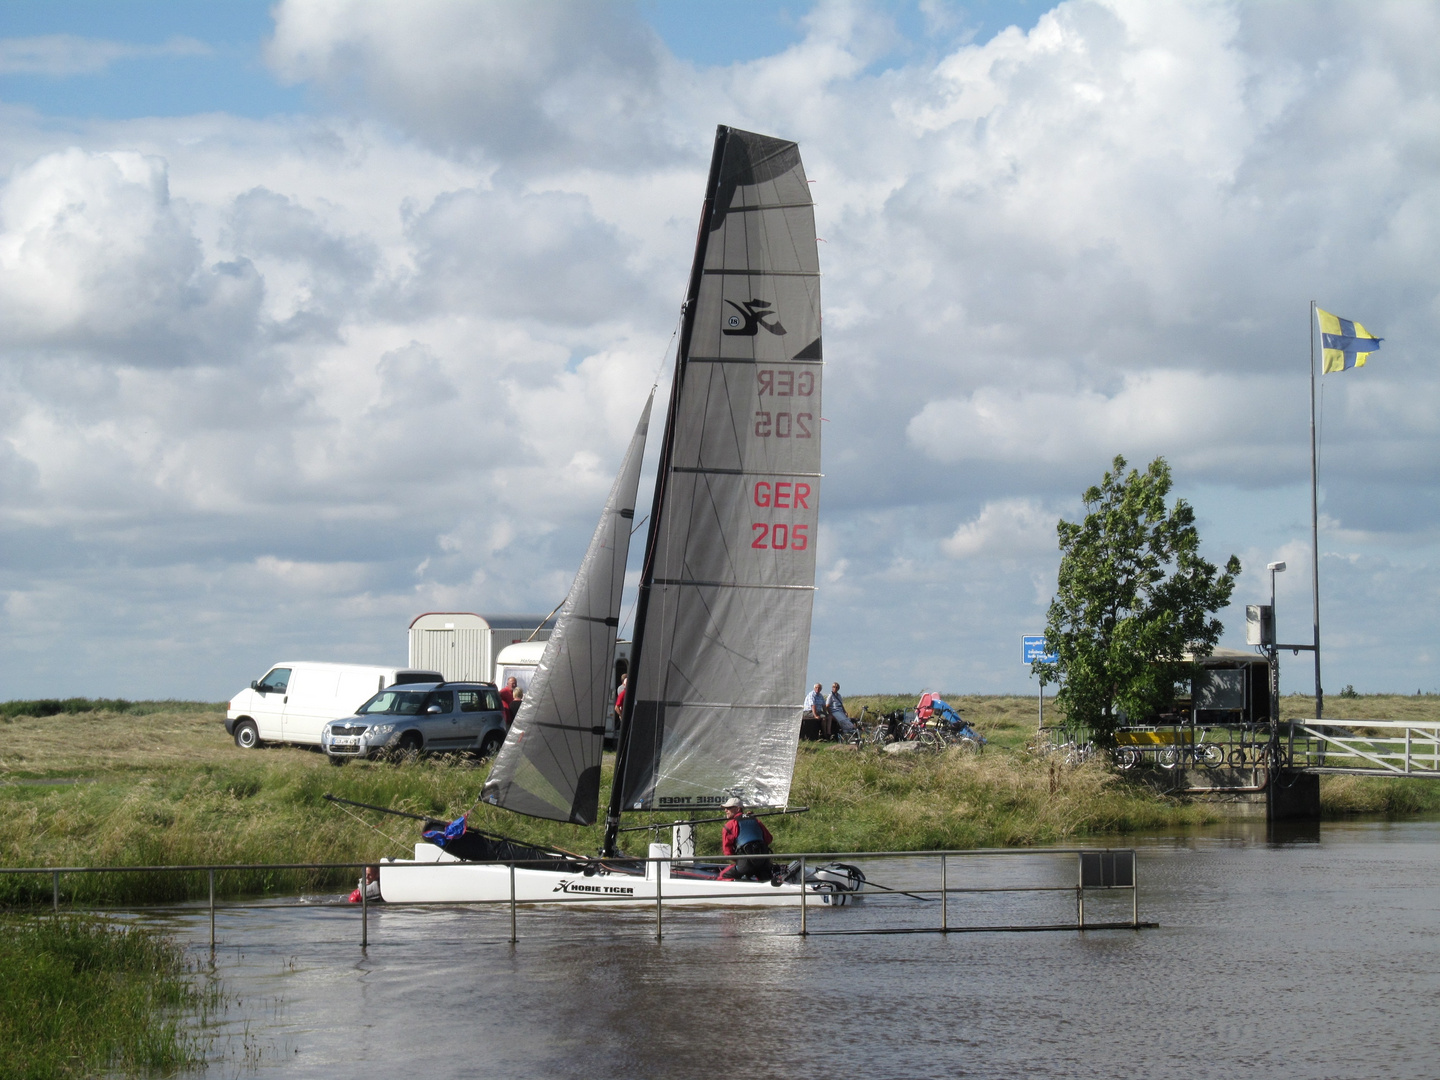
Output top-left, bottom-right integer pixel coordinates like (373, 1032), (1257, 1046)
(1037, 455), (1241, 744)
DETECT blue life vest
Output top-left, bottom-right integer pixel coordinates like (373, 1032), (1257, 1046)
(736, 814), (766, 849)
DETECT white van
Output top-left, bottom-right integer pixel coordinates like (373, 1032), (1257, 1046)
(226, 662), (442, 749)
(494, 640), (631, 744)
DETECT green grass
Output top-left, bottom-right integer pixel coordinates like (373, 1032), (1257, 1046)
(3, 694), (1439, 906)
(0, 915), (210, 1080)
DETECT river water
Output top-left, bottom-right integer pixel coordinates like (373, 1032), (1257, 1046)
(150, 818), (1438, 1079)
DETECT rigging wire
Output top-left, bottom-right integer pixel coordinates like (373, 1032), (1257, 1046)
(329, 797), (412, 855)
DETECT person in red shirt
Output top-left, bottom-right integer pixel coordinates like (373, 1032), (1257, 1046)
(720, 797), (773, 881)
(499, 676), (519, 727)
(613, 674), (627, 724)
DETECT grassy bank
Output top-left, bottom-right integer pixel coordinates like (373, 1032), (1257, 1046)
(0, 914), (209, 1079)
(3, 695), (1439, 905)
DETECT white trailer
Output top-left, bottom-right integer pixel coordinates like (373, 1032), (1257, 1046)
(407, 612), (555, 684)
(495, 638), (631, 743)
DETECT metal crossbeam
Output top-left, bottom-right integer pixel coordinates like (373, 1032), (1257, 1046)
(1292, 719), (1440, 776)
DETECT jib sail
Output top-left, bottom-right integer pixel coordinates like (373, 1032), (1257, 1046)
(614, 126), (822, 818)
(482, 392), (654, 825)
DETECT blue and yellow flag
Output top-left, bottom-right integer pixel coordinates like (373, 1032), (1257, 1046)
(1318, 308), (1382, 372)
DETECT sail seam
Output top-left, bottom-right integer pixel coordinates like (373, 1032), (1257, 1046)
(652, 578), (816, 590)
(671, 467), (822, 477)
(686, 356), (822, 366)
(701, 269), (819, 277)
(725, 201), (813, 212)
(639, 701), (804, 710)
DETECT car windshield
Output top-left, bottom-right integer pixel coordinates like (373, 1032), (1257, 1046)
(357, 690), (431, 716)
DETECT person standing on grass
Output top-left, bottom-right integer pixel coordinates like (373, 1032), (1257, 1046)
(805, 682), (830, 738)
(500, 676), (519, 727)
(614, 674), (627, 725)
(827, 682), (856, 737)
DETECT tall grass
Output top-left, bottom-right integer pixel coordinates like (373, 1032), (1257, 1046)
(0, 915), (209, 1079)
(3, 696), (1439, 907)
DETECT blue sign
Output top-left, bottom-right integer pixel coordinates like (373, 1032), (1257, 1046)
(1023, 636), (1058, 665)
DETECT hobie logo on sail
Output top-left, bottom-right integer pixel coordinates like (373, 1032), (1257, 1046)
(723, 298), (786, 337)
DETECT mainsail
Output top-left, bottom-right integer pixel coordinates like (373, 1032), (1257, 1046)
(482, 392), (654, 824)
(612, 127), (822, 822)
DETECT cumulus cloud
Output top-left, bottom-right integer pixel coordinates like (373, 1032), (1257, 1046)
(265, 0), (673, 166)
(941, 498), (1059, 560)
(0, 148), (262, 365)
(3, 0), (1440, 700)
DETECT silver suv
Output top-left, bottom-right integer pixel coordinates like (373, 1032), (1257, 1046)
(321, 682), (507, 765)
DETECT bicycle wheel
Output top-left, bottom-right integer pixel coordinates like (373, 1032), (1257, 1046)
(1201, 743), (1224, 768)
(1157, 746), (1179, 770)
(1116, 746), (1141, 770)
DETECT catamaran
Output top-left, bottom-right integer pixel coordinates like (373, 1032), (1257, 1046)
(364, 126), (862, 906)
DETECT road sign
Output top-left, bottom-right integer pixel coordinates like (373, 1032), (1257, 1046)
(1023, 636), (1058, 665)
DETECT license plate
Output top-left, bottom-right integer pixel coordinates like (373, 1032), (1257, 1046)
(332, 736), (359, 746)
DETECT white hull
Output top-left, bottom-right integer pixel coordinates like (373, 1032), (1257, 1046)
(378, 844), (861, 908)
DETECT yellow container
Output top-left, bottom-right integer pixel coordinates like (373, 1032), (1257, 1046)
(1114, 727), (1193, 747)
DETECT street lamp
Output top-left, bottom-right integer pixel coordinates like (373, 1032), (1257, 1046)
(1267, 561), (1286, 761)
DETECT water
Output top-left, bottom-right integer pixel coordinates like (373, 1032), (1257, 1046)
(151, 819), (1439, 1079)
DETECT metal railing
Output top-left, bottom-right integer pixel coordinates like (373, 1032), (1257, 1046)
(1287, 719), (1440, 777)
(0, 847), (1147, 946)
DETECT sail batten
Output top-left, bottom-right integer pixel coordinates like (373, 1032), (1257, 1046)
(481, 392), (654, 826)
(614, 126), (822, 817)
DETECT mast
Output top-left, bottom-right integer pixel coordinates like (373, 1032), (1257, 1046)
(603, 126), (730, 857)
(1309, 300), (1323, 720)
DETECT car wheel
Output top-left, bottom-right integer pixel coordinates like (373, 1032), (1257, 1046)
(393, 730), (423, 762)
(478, 731), (505, 759)
(234, 720), (260, 750)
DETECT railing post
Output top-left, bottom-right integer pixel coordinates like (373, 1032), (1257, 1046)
(1076, 854), (1085, 929)
(655, 857), (663, 941)
(1405, 727), (1412, 774)
(208, 869), (216, 951)
(1131, 853), (1138, 928)
(508, 863), (517, 945)
(799, 856), (807, 937)
(52, 870), (59, 914)
(360, 872), (368, 949)
(940, 854), (947, 932)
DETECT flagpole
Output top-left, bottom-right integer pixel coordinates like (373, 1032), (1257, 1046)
(1309, 300), (1323, 720)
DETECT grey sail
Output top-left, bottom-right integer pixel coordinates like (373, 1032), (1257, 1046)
(618, 127), (821, 814)
(482, 391), (654, 824)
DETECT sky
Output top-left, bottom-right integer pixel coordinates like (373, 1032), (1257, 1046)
(0, 0), (1436, 702)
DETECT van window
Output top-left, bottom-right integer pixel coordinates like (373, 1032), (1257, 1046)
(257, 668), (291, 693)
(458, 691), (481, 713)
(427, 691), (454, 714)
(482, 689), (502, 711)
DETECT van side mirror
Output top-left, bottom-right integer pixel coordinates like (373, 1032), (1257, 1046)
(426, 705), (441, 715)
(251, 681), (261, 692)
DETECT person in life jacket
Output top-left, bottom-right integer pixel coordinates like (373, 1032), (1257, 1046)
(720, 797), (774, 881)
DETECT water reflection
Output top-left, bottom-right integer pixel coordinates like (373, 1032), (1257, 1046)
(154, 819), (1440, 1079)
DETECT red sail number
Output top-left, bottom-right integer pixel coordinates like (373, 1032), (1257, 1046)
(751, 523), (809, 550)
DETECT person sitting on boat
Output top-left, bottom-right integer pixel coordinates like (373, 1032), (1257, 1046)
(827, 682), (857, 737)
(719, 797), (774, 881)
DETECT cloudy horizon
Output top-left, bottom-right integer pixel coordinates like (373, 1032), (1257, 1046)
(1, 0), (1436, 702)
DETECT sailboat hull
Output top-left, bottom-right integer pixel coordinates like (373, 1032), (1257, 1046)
(377, 844), (863, 908)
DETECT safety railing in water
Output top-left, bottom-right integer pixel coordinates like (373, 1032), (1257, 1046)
(0, 847), (1149, 946)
